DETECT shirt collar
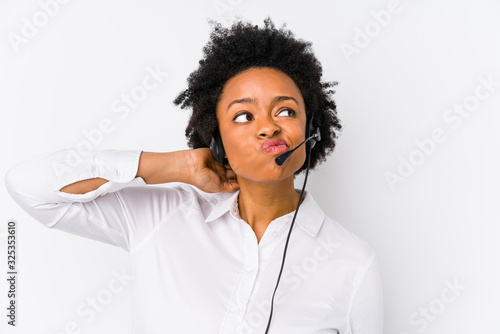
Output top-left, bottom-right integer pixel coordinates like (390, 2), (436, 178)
(204, 189), (325, 238)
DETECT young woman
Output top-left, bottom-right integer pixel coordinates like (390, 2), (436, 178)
(5, 17), (382, 334)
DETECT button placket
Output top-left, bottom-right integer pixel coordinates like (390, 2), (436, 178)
(257, 216), (297, 279)
(221, 219), (260, 333)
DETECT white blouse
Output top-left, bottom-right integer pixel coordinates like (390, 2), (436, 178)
(5, 149), (383, 334)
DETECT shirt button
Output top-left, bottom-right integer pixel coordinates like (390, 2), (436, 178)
(248, 269), (255, 275)
(234, 308), (241, 314)
(272, 231), (278, 237)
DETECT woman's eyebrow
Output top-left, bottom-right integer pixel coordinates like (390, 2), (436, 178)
(226, 96), (298, 111)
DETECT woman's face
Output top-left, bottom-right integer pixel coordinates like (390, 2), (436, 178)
(216, 67), (307, 184)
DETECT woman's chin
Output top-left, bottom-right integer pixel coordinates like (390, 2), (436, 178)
(229, 153), (304, 184)
(235, 168), (295, 186)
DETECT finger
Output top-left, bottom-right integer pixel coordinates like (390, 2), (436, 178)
(215, 163), (227, 175)
(225, 169), (238, 180)
(220, 179), (240, 193)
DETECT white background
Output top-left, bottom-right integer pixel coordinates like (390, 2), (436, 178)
(1, 0), (499, 333)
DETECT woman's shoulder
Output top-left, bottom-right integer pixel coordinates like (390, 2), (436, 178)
(320, 215), (377, 265)
(300, 191), (376, 263)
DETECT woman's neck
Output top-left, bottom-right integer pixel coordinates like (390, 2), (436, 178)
(237, 176), (300, 242)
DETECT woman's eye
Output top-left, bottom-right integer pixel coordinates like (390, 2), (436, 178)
(277, 108), (296, 117)
(233, 112), (253, 123)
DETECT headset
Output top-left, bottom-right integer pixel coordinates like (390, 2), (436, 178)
(210, 114), (320, 165)
(210, 115), (329, 333)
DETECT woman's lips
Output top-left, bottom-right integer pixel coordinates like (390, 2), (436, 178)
(261, 139), (288, 154)
(263, 145), (288, 154)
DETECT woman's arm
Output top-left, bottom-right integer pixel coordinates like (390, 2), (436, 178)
(349, 254), (384, 334)
(4, 148), (238, 251)
(60, 148), (239, 194)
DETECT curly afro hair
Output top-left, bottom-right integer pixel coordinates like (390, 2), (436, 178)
(173, 16), (341, 175)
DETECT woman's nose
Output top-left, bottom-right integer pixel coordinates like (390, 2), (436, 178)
(258, 114), (281, 138)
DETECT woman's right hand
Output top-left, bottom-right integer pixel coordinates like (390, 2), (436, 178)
(185, 148), (239, 193)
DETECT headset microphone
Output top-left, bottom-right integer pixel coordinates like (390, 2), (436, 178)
(274, 128), (321, 166)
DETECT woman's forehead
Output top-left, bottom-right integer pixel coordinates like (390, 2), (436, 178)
(218, 67), (305, 108)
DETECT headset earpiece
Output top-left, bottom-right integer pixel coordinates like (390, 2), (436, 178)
(210, 131), (225, 164)
(307, 114), (321, 150)
(309, 127), (321, 149)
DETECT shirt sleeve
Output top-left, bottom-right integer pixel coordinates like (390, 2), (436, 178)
(348, 254), (384, 334)
(4, 149), (155, 252)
